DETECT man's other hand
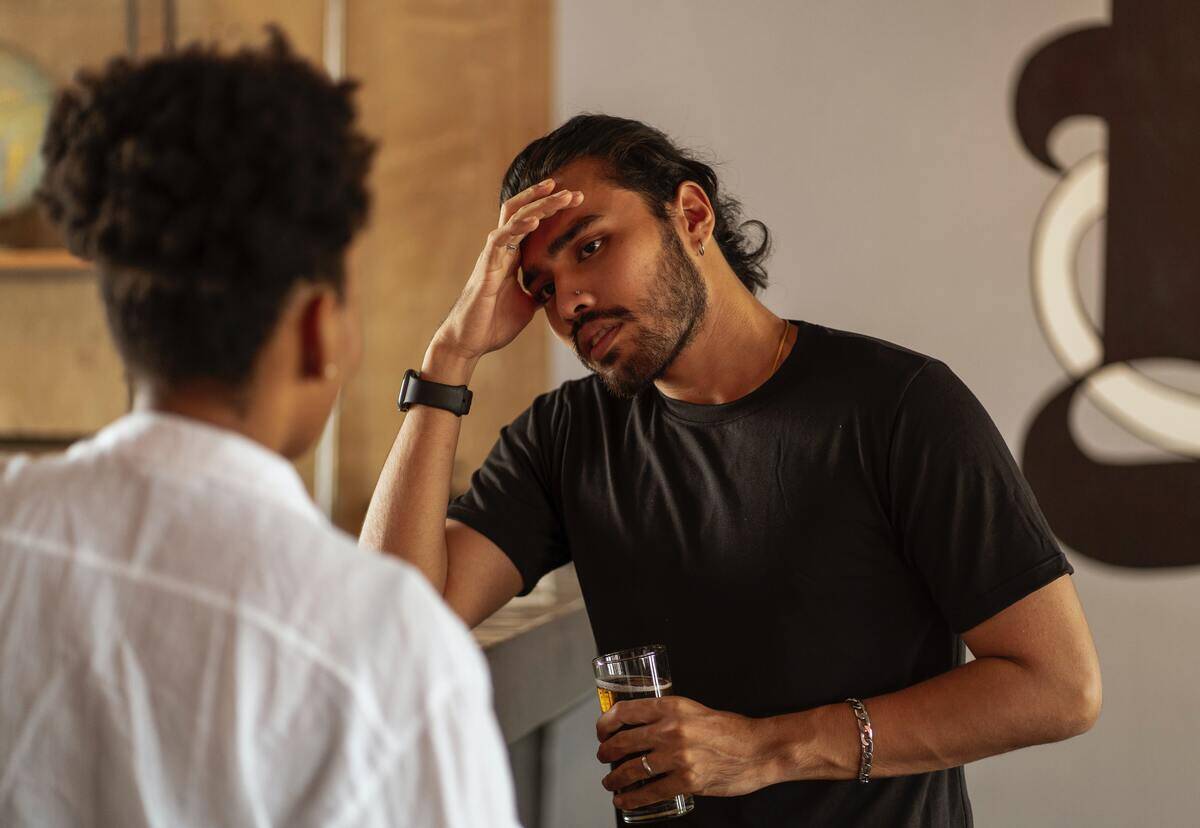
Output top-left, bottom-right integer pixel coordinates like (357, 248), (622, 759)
(596, 695), (786, 809)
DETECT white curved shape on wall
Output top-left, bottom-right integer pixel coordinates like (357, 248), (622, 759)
(1086, 364), (1200, 457)
(1030, 151), (1107, 375)
(1030, 151), (1200, 458)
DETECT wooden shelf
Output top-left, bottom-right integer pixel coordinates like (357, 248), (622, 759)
(0, 248), (90, 272)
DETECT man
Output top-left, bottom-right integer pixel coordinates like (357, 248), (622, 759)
(363, 114), (1102, 825)
(0, 33), (518, 827)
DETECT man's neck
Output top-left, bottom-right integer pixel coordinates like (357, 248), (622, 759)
(653, 283), (794, 406)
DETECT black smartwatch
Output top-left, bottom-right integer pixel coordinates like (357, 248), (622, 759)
(397, 369), (473, 416)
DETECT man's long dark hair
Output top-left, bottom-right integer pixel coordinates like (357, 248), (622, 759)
(37, 27), (376, 388)
(500, 114), (771, 294)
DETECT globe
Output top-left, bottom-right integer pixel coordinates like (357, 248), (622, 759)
(0, 47), (53, 216)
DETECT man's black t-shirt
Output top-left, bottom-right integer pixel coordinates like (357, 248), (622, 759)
(449, 320), (1072, 827)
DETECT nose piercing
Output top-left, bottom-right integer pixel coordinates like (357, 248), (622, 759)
(575, 289), (582, 296)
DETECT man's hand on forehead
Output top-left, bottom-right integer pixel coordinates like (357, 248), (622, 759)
(427, 178), (584, 363)
(496, 179), (585, 295)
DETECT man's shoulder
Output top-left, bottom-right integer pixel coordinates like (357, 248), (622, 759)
(792, 323), (1001, 448)
(800, 321), (937, 380)
(777, 321), (955, 422)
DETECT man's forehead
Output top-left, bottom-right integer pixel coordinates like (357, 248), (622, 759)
(546, 156), (613, 190)
(523, 169), (646, 249)
(517, 159), (658, 287)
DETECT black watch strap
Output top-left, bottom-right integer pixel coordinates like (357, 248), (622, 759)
(397, 369), (472, 416)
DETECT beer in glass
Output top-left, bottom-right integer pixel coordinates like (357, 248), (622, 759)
(593, 644), (695, 823)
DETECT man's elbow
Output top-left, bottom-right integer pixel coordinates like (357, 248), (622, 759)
(1051, 665), (1103, 740)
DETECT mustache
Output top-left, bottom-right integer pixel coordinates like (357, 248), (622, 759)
(571, 307), (635, 353)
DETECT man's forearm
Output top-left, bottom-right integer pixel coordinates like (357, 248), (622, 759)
(762, 655), (1099, 784)
(361, 180), (579, 592)
(358, 343), (478, 591)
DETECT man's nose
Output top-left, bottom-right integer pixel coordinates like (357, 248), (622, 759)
(556, 278), (596, 324)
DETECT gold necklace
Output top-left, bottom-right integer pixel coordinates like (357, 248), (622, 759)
(770, 318), (791, 374)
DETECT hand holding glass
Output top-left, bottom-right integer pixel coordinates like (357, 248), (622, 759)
(593, 644), (695, 823)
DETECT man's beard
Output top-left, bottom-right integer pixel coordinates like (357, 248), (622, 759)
(572, 228), (709, 398)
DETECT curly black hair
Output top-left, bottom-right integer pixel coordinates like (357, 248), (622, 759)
(500, 114), (771, 294)
(37, 27), (375, 388)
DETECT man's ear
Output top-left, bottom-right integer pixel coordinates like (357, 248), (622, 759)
(297, 288), (339, 381)
(674, 181), (716, 250)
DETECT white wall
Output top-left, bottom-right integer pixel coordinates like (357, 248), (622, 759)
(553, 2), (1200, 825)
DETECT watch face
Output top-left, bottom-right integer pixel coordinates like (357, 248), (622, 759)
(397, 370), (469, 415)
(397, 370), (418, 411)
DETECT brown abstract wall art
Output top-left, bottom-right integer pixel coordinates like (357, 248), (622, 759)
(1014, 2), (1200, 568)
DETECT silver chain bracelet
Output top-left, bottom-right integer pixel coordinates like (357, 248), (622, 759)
(845, 698), (874, 783)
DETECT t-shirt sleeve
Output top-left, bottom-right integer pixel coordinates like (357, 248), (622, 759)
(447, 392), (570, 596)
(887, 360), (1073, 634)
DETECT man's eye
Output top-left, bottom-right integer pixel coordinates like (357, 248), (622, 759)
(535, 282), (556, 304)
(579, 238), (603, 260)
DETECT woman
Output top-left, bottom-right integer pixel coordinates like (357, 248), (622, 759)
(0, 30), (518, 828)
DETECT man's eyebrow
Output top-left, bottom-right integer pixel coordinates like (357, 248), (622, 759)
(521, 213), (603, 291)
(547, 213), (602, 258)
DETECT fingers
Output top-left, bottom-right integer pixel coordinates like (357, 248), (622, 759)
(500, 189), (583, 245)
(514, 188), (583, 222)
(499, 178), (585, 226)
(596, 697), (668, 742)
(613, 772), (694, 812)
(596, 722), (662, 764)
(602, 751), (670, 792)
(482, 218), (537, 272)
(482, 189), (584, 277)
(499, 177), (556, 225)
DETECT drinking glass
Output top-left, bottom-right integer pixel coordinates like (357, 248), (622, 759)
(593, 644), (695, 823)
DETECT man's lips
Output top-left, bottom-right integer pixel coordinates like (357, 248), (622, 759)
(581, 322), (622, 361)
